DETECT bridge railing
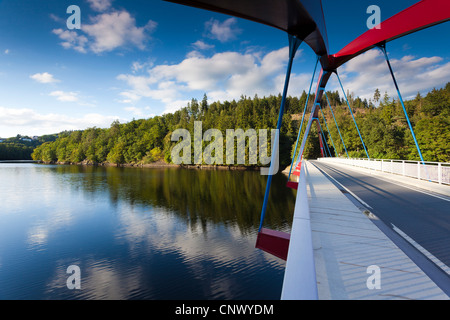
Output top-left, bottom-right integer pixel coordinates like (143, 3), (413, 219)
(318, 157), (450, 185)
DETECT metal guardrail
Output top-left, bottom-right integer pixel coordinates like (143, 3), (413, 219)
(318, 157), (450, 185)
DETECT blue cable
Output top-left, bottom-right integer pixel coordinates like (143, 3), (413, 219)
(259, 35), (302, 232)
(288, 55), (320, 180)
(336, 71), (370, 159)
(377, 44), (426, 166)
(325, 92), (349, 158)
(317, 119), (332, 157)
(318, 103), (338, 157)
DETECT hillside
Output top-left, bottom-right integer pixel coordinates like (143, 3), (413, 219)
(0, 134), (58, 161)
(30, 83), (449, 166)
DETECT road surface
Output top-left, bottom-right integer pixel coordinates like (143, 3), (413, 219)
(311, 160), (450, 295)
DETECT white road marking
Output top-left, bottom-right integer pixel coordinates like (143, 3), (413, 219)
(315, 164), (373, 209)
(380, 179), (450, 202)
(391, 224), (450, 275)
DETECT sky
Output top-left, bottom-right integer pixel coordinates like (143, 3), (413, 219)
(0, 0), (448, 138)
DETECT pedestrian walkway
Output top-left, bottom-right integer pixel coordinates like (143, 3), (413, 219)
(302, 160), (448, 300)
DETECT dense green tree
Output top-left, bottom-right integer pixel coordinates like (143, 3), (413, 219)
(373, 88), (381, 104)
(28, 83), (450, 166)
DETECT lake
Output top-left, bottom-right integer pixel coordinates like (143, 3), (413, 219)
(0, 163), (296, 300)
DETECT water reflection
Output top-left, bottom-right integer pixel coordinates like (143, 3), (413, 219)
(50, 165), (296, 233)
(0, 164), (296, 299)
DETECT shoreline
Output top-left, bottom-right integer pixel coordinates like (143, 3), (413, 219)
(0, 160), (38, 163)
(35, 160), (265, 171)
(3, 159), (293, 174)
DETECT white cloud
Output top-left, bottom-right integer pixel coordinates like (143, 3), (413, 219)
(131, 60), (154, 73)
(192, 40), (214, 50)
(118, 91), (142, 104)
(162, 99), (192, 115)
(124, 106), (155, 118)
(131, 61), (145, 73)
(30, 72), (60, 84)
(49, 90), (79, 102)
(52, 28), (88, 53)
(0, 106), (121, 137)
(49, 13), (65, 24)
(82, 11), (157, 53)
(116, 45), (450, 116)
(205, 17), (241, 42)
(52, 6), (157, 54)
(87, 0), (113, 12)
(117, 47), (311, 114)
(153, 51), (256, 91)
(4, 49), (9, 54)
(333, 50), (450, 103)
(185, 50), (204, 59)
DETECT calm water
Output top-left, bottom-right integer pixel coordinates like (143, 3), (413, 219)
(0, 164), (296, 300)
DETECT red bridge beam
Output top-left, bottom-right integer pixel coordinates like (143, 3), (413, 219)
(329, 0), (450, 70)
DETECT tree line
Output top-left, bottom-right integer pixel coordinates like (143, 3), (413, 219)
(0, 134), (58, 160)
(30, 82), (449, 166)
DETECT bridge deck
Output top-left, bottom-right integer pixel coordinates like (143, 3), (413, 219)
(283, 160), (448, 300)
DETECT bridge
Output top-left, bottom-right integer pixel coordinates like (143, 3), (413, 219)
(282, 158), (449, 300)
(164, 0), (450, 299)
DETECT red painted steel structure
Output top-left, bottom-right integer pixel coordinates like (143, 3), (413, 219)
(165, 0), (449, 72)
(165, 0), (329, 56)
(255, 228), (291, 261)
(331, 0), (450, 69)
(165, 0), (450, 260)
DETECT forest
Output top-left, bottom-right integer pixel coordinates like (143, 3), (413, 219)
(29, 82), (449, 167)
(0, 134), (57, 160)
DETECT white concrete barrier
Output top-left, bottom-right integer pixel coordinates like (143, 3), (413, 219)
(281, 162), (318, 300)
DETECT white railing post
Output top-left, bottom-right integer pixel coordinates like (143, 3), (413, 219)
(417, 161), (421, 181)
(438, 163), (442, 185)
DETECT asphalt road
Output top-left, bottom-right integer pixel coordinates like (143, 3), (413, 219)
(311, 160), (450, 283)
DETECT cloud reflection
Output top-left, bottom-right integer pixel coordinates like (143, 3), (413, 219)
(115, 202), (285, 299)
(27, 208), (74, 250)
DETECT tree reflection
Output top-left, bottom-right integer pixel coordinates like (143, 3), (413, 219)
(51, 165), (296, 233)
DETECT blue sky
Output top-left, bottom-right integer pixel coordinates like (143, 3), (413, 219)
(0, 0), (448, 137)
